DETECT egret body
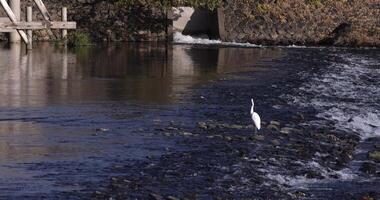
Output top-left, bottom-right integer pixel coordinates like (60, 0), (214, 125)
(250, 99), (261, 131)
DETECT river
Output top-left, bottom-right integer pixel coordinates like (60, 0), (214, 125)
(0, 40), (379, 199)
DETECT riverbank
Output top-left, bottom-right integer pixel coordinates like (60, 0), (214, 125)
(60, 47), (380, 199)
(0, 0), (378, 47)
(224, 0), (380, 47)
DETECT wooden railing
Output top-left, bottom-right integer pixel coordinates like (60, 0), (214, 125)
(0, 0), (76, 49)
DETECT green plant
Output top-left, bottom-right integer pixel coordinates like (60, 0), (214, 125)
(307, 0), (322, 7)
(67, 32), (92, 47)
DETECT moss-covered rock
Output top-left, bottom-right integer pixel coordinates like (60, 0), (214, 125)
(369, 151), (380, 162)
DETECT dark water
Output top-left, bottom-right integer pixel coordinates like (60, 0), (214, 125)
(0, 42), (379, 199)
(0, 42), (283, 198)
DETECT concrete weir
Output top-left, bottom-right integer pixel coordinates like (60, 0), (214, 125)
(171, 7), (226, 41)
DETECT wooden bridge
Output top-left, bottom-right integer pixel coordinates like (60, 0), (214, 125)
(0, 0), (76, 49)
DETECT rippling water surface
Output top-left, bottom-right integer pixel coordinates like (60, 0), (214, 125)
(0, 42), (280, 197)
(0, 41), (379, 198)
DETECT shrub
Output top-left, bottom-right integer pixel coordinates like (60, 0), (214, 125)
(67, 32), (92, 47)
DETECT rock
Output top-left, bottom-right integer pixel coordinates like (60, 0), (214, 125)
(272, 105), (282, 109)
(359, 195), (376, 200)
(166, 127), (178, 131)
(123, 179), (131, 183)
(96, 128), (109, 132)
(150, 193), (164, 200)
(167, 196), (180, 200)
(224, 136), (233, 141)
(360, 162), (377, 175)
(230, 124), (245, 129)
(280, 127), (291, 134)
(246, 124), (254, 129)
(180, 132), (193, 137)
(198, 122), (208, 130)
(252, 134), (265, 141)
(213, 135), (224, 139)
(267, 124), (280, 131)
(326, 134), (339, 142)
(293, 113), (305, 121)
(305, 171), (324, 179)
(294, 191), (306, 198)
(271, 139), (280, 146)
(208, 124), (217, 129)
(280, 127), (302, 134)
(369, 151), (380, 162)
(270, 120), (281, 126)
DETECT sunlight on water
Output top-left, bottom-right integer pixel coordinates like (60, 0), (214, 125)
(285, 53), (380, 139)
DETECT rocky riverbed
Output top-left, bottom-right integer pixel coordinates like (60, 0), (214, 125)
(57, 47), (380, 199)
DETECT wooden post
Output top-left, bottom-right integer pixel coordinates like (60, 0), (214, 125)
(27, 6), (33, 50)
(166, 8), (173, 42)
(61, 7), (67, 40)
(0, 0), (29, 44)
(9, 0), (20, 42)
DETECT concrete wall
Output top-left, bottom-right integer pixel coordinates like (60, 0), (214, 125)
(173, 7), (225, 40)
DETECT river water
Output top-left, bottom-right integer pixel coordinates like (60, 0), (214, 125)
(0, 40), (379, 199)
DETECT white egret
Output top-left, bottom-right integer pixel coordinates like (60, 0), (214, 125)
(250, 99), (261, 132)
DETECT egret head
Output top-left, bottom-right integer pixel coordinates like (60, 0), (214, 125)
(251, 99), (254, 107)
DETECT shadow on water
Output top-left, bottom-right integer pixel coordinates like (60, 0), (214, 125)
(0, 42), (284, 197)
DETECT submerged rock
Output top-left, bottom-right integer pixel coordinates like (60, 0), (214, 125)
(369, 151), (380, 162)
(271, 139), (280, 146)
(180, 132), (194, 137)
(270, 120), (281, 126)
(267, 124), (280, 131)
(305, 171), (324, 179)
(252, 135), (265, 141)
(360, 162), (377, 175)
(326, 134), (340, 142)
(198, 122), (208, 130)
(229, 124), (245, 129)
(150, 193), (164, 200)
(279, 127), (301, 134)
(167, 196), (180, 200)
(96, 128), (110, 132)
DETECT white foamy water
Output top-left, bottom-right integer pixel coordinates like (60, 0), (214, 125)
(265, 161), (356, 188)
(173, 32), (262, 47)
(174, 32), (317, 48)
(286, 53), (380, 139)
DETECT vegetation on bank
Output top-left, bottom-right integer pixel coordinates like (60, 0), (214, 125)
(117, 0), (222, 10)
(67, 32), (92, 47)
(55, 32), (92, 47)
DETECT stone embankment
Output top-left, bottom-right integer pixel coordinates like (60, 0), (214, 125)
(0, 0), (379, 46)
(223, 0), (380, 46)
